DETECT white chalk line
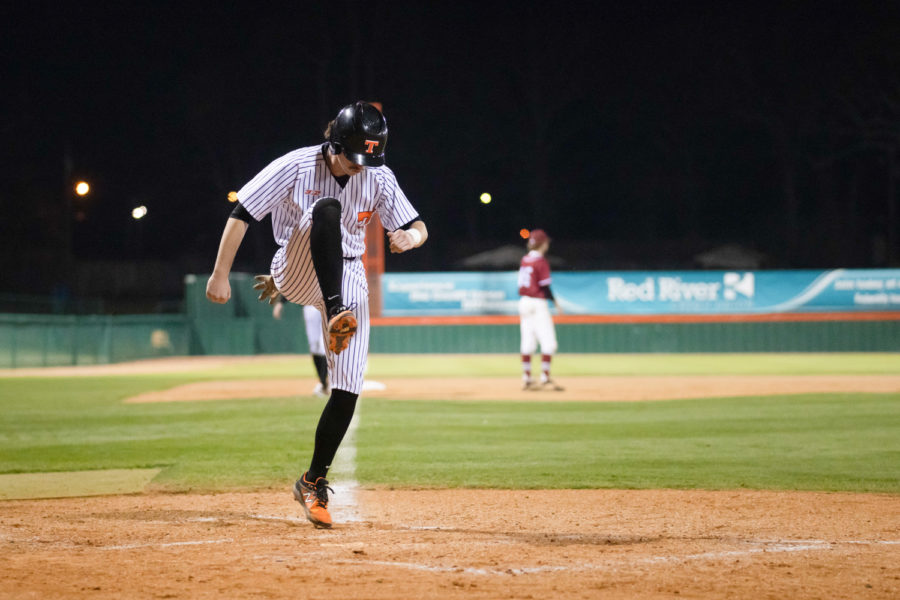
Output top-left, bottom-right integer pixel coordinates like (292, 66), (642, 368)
(23, 528), (897, 565)
(328, 404), (361, 523)
(187, 512), (338, 526)
(335, 539), (900, 576)
(247, 513), (309, 524)
(276, 383), (382, 524)
(745, 538), (900, 546)
(249, 396), (363, 525)
(99, 538), (233, 550)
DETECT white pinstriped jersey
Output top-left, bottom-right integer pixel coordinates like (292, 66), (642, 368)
(233, 143), (419, 395)
(236, 144), (418, 257)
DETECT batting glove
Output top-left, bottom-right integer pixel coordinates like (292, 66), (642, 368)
(253, 274), (281, 305)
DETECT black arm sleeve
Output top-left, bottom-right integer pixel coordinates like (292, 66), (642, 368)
(230, 202), (257, 224)
(540, 285), (555, 302)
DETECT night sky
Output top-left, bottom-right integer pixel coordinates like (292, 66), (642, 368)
(2, 2), (900, 300)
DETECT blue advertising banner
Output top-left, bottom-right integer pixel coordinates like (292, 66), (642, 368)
(381, 269), (900, 316)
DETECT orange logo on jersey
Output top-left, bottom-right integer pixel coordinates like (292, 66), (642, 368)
(363, 140), (380, 154)
(357, 210), (374, 225)
(305, 190), (321, 196)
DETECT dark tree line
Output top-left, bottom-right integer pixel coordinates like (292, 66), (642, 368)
(2, 2), (899, 302)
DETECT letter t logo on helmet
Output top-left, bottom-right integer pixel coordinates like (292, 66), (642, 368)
(364, 140), (380, 153)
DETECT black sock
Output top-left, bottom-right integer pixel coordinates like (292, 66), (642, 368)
(312, 354), (328, 387)
(307, 388), (358, 480)
(310, 197), (344, 316)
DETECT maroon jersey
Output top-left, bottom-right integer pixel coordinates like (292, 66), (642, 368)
(518, 251), (552, 299)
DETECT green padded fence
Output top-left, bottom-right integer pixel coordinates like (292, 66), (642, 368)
(367, 320), (900, 353)
(561, 320), (900, 353)
(2, 316), (898, 368)
(184, 273), (315, 355)
(181, 273), (899, 355)
(0, 314), (189, 368)
(2, 273), (898, 368)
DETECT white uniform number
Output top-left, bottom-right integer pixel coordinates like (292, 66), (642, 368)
(517, 265), (534, 289)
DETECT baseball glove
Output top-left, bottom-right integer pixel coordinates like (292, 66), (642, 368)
(253, 274), (281, 304)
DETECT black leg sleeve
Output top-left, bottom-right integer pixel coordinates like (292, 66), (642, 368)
(310, 197), (344, 317)
(307, 388), (358, 480)
(312, 354), (328, 387)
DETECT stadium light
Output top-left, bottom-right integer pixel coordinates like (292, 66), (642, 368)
(480, 192), (492, 205)
(132, 205), (148, 220)
(74, 181), (90, 196)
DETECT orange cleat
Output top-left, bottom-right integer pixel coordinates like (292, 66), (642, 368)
(327, 307), (357, 354)
(293, 472), (334, 528)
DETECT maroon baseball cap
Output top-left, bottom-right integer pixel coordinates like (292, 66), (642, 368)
(528, 229), (550, 245)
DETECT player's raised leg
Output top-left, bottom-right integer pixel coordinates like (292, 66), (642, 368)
(303, 305), (330, 397)
(309, 197), (357, 354)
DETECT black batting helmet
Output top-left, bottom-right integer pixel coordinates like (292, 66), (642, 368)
(330, 101), (388, 166)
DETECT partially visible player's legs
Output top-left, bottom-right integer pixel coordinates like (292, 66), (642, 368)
(539, 354), (555, 384)
(312, 354), (331, 395)
(521, 353), (532, 386)
(303, 305), (329, 397)
(310, 198), (357, 354)
(293, 384), (357, 528)
(519, 297), (539, 389)
(307, 388), (357, 481)
(307, 262), (369, 476)
(271, 201), (361, 527)
(534, 300), (563, 391)
(296, 260), (370, 528)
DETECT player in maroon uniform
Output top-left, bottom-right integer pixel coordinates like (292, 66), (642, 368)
(517, 229), (564, 391)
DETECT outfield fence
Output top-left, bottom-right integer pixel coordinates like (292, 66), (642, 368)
(2, 271), (899, 368)
(2, 311), (899, 368)
(0, 314), (189, 368)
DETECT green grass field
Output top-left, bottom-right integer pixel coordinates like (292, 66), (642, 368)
(1, 353), (899, 494)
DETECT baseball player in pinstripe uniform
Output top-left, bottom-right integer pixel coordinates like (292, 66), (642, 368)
(206, 101), (427, 528)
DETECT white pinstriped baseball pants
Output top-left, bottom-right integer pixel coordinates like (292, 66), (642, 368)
(302, 304), (326, 356)
(270, 207), (369, 395)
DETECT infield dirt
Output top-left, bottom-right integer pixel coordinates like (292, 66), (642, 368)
(122, 374), (900, 403)
(2, 488), (899, 599)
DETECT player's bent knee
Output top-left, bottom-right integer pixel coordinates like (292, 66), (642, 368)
(312, 197), (341, 221)
(329, 389), (359, 418)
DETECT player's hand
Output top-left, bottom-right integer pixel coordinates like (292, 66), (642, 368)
(206, 273), (231, 304)
(387, 229), (416, 254)
(555, 304), (565, 315)
(253, 274), (280, 304)
(272, 302), (284, 320)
